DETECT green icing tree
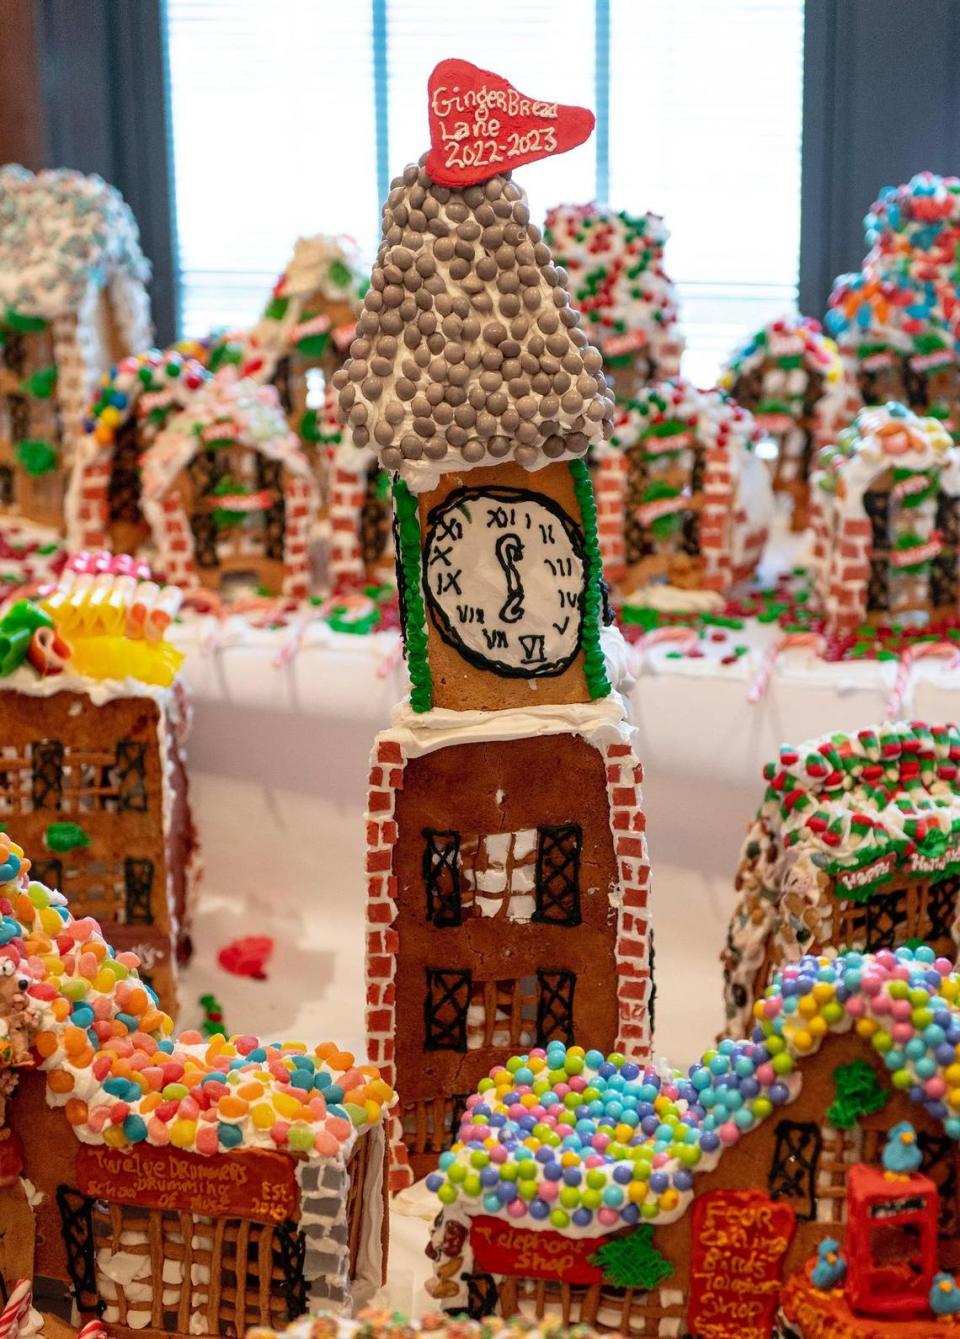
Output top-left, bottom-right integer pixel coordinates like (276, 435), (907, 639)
(45, 822), (91, 854)
(827, 1059), (889, 1130)
(589, 1226), (674, 1290)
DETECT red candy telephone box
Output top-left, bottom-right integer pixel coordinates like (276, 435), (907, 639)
(844, 1163), (939, 1318)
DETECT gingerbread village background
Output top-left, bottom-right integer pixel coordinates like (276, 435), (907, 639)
(0, 36), (958, 1339)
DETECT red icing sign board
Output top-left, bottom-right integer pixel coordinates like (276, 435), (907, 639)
(76, 1144), (299, 1224)
(426, 60), (594, 187)
(687, 1190), (797, 1339)
(470, 1215), (607, 1284)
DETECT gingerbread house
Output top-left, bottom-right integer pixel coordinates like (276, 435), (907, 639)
(543, 204), (682, 399)
(140, 368), (317, 600)
(0, 836), (392, 1335)
(316, 383), (395, 594)
(826, 269), (960, 436)
(864, 171), (960, 339)
(811, 402), (960, 634)
(427, 946), (960, 1337)
(65, 345), (210, 557)
(231, 235), (362, 514)
(593, 379), (772, 600)
(0, 166), (152, 527)
(0, 558), (198, 1015)
(721, 315), (852, 528)
(723, 720), (960, 1037)
(336, 140), (652, 1189)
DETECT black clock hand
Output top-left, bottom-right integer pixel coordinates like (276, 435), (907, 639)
(495, 532), (525, 623)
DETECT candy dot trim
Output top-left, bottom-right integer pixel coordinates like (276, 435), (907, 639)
(392, 477), (432, 713)
(569, 459), (611, 700)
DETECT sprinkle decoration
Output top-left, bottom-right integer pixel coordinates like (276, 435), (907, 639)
(0, 832), (392, 1159)
(428, 945), (960, 1230)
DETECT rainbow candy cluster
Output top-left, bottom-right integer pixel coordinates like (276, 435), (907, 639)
(428, 946), (960, 1231)
(84, 346), (209, 445)
(722, 315), (841, 386)
(0, 834), (393, 1159)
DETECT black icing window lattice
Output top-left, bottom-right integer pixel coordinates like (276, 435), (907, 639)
(866, 556), (890, 614)
(190, 512), (220, 569)
(769, 1120), (822, 1221)
(423, 829), (461, 928)
(463, 1273), (499, 1321)
(533, 825), (582, 926)
(32, 739), (64, 810)
(124, 858), (155, 925)
(258, 457), (286, 562)
(536, 970), (576, 1046)
(0, 466), (14, 508)
(930, 551), (959, 609)
(927, 874), (960, 944)
(55, 1186), (100, 1315)
(424, 969), (471, 1052)
(864, 886), (907, 952)
(361, 465), (391, 567)
(937, 493), (960, 547)
(107, 418), (145, 525)
(863, 489), (890, 551)
(275, 1219), (308, 1322)
(115, 740), (148, 813)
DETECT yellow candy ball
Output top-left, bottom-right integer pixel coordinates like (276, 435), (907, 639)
(170, 1119), (197, 1149)
(251, 1103), (274, 1130)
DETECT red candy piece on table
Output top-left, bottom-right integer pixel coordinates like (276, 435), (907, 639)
(425, 59), (594, 187)
(217, 934), (275, 980)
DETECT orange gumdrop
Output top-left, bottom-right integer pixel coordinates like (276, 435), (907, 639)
(178, 1030), (202, 1045)
(64, 1098), (88, 1126)
(217, 1095), (249, 1119)
(314, 1041), (337, 1062)
(73, 1045), (94, 1069)
(51, 998), (70, 1023)
(47, 1070), (74, 1094)
(34, 1031), (58, 1059)
(63, 1026), (88, 1056)
(331, 1050), (355, 1071)
(140, 1010), (166, 1034)
(13, 894), (33, 922)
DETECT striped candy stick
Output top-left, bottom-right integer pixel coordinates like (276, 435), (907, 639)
(0, 1281), (32, 1339)
(77, 1322), (109, 1339)
(887, 640), (960, 721)
(747, 631), (824, 704)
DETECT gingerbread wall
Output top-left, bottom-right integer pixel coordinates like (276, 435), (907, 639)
(366, 729), (650, 1190)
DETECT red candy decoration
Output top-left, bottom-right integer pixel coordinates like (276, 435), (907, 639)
(425, 59), (594, 187)
(217, 934), (275, 981)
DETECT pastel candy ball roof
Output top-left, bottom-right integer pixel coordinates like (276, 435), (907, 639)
(0, 834), (393, 1160)
(0, 165), (150, 319)
(428, 945), (960, 1233)
(816, 401), (954, 488)
(721, 315), (842, 387)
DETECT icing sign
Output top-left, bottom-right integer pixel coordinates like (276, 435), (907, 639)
(422, 485), (586, 677)
(470, 1216), (606, 1284)
(425, 59), (594, 187)
(76, 1144), (299, 1224)
(687, 1190), (796, 1339)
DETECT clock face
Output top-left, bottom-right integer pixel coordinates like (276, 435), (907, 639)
(422, 485), (587, 678)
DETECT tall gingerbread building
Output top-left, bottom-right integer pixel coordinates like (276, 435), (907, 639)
(336, 64), (653, 1189)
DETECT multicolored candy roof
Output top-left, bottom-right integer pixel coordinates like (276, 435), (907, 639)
(141, 367), (313, 502)
(543, 202), (679, 353)
(83, 345), (210, 444)
(0, 832), (392, 1160)
(815, 401), (955, 494)
(865, 172), (960, 257)
(825, 267), (956, 364)
(608, 379), (761, 458)
(428, 944), (960, 1233)
(0, 166), (150, 319)
(721, 314), (842, 387)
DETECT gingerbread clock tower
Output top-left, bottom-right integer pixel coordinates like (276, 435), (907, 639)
(336, 61), (653, 1188)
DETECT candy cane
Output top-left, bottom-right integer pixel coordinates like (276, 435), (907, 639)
(637, 624), (700, 670)
(748, 632), (824, 704)
(0, 1280), (33, 1339)
(887, 640), (960, 720)
(77, 1322), (109, 1339)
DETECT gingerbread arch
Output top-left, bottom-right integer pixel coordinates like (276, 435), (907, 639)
(139, 370), (317, 599)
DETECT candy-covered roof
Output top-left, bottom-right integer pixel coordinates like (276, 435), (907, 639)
(543, 203), (679, 355)
(0, 833), (392, 1160)
(428, 944), (960, 1234)
(721, 315), (842, 388)
(274, 234), (363, 305)
(141, 367), (313, 502)
(83, 345), (210, 444)
(0, 166), (151, 320)
(865, 172), (960, 256)
(249, 1310), (608, 1339)
(607, 378), (701, 453)
(814, 401), (957, 501)
(334, 157), (615, 489)
(826, 268), (956, 368)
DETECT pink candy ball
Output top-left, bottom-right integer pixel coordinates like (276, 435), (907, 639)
(891, 1023), (914, 1045)
(844, 997), (865, 1017)
(719, 1123), (740, 1146)
(489, 1145), (508, 1164)
(592, 1133), (610, 1152)
(584, 1154), (605, 1168)
(507, 1199), (526, 1218)
(925, 1077), (947, 1099)
(861, 975), (882, 996)
(890, 999), (913, 1021)
(598, 1208), (619, 1226)
(756, 1063), (775, 1085)
(569, 1075), (588, 1093)
(539, 1181), (559, 1202)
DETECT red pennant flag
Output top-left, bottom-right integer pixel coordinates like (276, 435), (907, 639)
(425, 59), (594, 188)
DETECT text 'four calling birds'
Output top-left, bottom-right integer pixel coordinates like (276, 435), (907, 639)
(425, 59), (595, 188)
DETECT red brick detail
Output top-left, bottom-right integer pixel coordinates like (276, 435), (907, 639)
(604, 741), (652, 1062)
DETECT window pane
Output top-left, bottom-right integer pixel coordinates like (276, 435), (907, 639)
(609, 0), (804, 386)
(165, 0), (377, 336)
